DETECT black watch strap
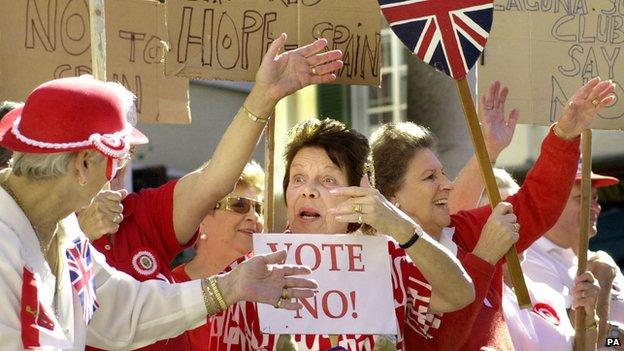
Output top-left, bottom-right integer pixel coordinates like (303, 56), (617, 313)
(399, 230), (420, 249)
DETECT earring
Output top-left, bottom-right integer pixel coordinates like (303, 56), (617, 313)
(394, 202), (400, 208)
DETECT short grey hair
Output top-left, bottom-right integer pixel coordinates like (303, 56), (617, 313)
(10, 150), (102, 180)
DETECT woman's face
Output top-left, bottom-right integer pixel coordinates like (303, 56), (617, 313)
(286, 147), (350, 234)
(200, 184), (263, 257)
(391, 148), (453, 236)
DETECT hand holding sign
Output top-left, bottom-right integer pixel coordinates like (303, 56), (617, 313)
(328, 176), (417, 242)
(253, 34), (343, 103)
(554, 78), (616, 140)
(223, 250), (318, 310)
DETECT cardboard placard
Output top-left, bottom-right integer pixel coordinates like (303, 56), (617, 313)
(253, 234), (397, 335)
(0, 0), (190, 124)
(477, 0), (624, 130)
(165, 0), (382, 86)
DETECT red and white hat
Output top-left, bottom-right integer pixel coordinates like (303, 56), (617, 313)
(0, 76), (148, 158)
(575, 159), (620, 188)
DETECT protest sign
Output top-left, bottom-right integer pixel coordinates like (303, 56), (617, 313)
(253, 234), (397, 335)
(478, 0), (624, 130)
(164, 0), (382, 86)
(0, 0), (190, 124)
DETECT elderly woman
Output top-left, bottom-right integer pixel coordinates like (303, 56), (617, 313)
(203, 118), (475, 350)
(171, 161), (265, 350)
(0, 37), (331, 349)
(369, 77), (615, 350)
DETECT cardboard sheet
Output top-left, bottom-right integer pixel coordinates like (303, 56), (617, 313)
(0, 0), (190, 124)
(165, 0), (382, 86)
(478, 0), (624, 130)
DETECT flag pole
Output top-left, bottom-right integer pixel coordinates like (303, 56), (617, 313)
(455, 77), (532, 309)
(574, 130), (592, 350)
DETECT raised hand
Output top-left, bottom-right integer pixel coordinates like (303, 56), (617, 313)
(220, 250), (318, 310)
(472, 202), (519, 265)
(255, 33), (344, 103)
(328, 176), (417, 242)
(77, 189), (128, 241)
(479, 80), (519, 158)
(555, 77), (616, 139)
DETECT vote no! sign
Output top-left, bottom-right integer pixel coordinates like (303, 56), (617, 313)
(253, 234), (397, 335)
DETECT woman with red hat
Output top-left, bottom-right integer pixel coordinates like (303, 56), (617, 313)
(0, 34), (341, 350)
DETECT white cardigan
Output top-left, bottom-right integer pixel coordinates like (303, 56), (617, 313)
(0, 183), (206, 350)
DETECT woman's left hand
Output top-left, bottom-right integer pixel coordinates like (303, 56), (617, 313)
(220, 250), (318, 310)
(254, 33), (343, 103)
(328, 176), (417, 240)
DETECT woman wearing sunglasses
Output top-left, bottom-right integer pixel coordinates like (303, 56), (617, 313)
(171, 161), (265, 350)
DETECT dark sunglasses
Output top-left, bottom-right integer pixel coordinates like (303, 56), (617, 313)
(215, 196), (263, 216)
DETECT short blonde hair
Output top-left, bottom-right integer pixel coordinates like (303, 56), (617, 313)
(10, 150), (102, 180)
(238, 160), (265, 192)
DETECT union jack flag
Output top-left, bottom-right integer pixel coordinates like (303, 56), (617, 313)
(66, 237), (99, 324)
(379, 0), (494, 78)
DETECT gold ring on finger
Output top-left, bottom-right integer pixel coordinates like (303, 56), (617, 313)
(592, 99), (600, 108)
(274, 297), (285, 309)
(357, 213), (363, 225)
(282, 288), (290, 300)
(310, 66), (318, 75)
(581, 290), (586, 299)
(513, 223), (520, 232)
(352, 203), (363, 214)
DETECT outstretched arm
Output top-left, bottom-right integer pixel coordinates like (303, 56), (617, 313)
(172, 34), (343, 244)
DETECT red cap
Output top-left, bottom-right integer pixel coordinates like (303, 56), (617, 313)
(0, 76), (148, 158)
(575, 159), (619, 188)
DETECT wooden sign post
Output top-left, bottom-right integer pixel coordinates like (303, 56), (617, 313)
(89, 0), (106, 81)
(574, 131), (593, 350)
(455, 77), (531, 308)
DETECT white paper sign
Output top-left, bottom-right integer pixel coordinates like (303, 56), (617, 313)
(253, 234), (397, 335)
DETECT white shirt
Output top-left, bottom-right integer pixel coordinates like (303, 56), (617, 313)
(503, 277), (574, 350)
(0, 184), (206, 350)
(523, 236), (624, 325)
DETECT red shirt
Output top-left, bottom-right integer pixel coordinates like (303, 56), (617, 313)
(88, 180), (198, 351)
(185, 237), (437, 351)
(406, 128), (580, 350)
